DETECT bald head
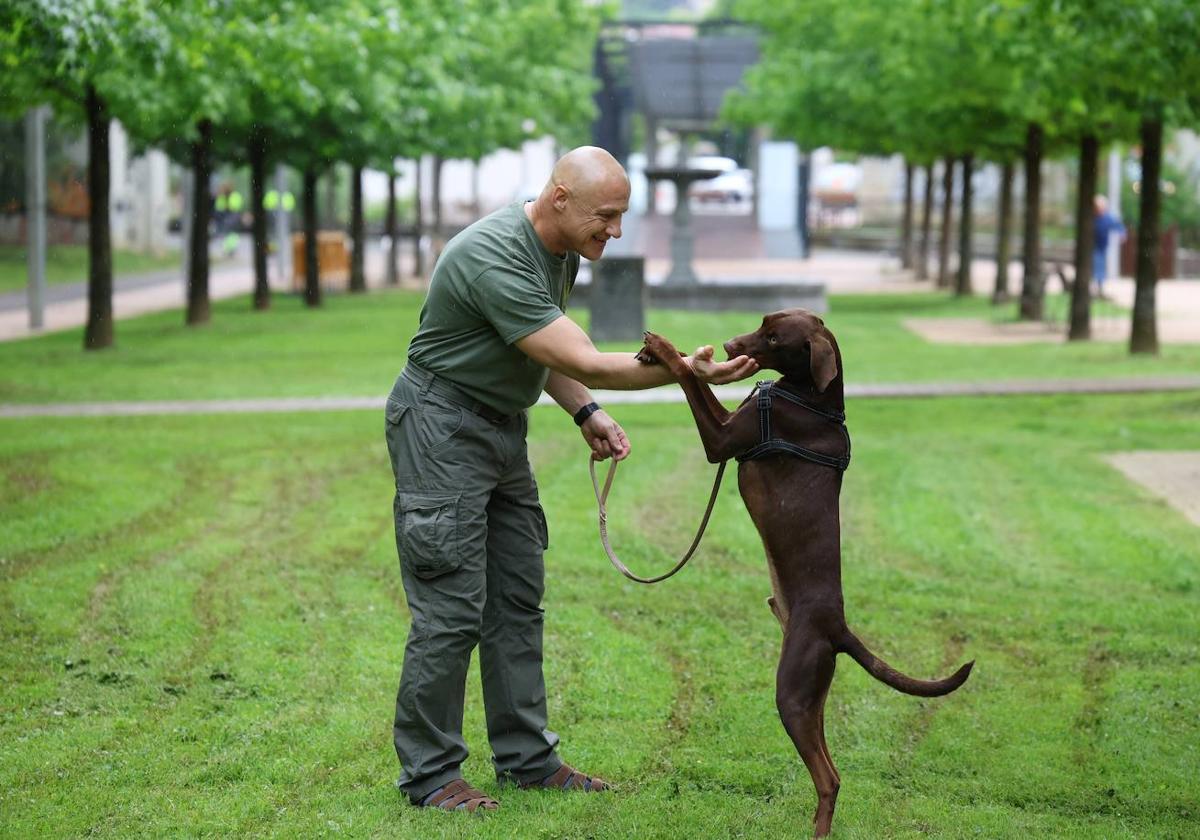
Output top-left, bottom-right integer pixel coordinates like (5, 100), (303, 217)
(527, 146), (630, 260)
(544, 146), (629, 203)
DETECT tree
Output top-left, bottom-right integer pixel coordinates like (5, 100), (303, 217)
(992, 160), (1015, 302)
(1106, 2), (1200, 354)
(1, 0), (159, 349)
(955, 153), (974, 296)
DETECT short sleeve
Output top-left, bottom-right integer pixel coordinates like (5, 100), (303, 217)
(469, 267), (564, 345)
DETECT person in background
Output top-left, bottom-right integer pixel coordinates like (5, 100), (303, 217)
(1093, 195), (1126, 299)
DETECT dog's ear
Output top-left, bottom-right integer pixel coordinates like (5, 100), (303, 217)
(808, 334), (838, 392)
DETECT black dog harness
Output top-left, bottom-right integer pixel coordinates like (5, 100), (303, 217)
(735, 380), (852, 471)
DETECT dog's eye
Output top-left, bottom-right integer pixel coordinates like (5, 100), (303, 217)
(767, 336), (777, 346)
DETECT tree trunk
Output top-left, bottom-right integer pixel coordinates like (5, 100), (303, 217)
(303, 168), (321, 307)
(385, 170), (399, 286)
(900, 160), (914, 270)
(1068, 135), (1099, 341)
(993, 160), (1014, 303)
(249, 130), (270, 310)
(83, 85), (113, 350)
(955, 152), (974, 296)
(349, 164), (366, 293)
(323, 166), (337, 229)
(1130, 117), (1162, 354)
(917, 163), (934, 280)
(937, 156), (955, 288)
(415, 156), (426, 278)
(431, 154), (444, 266)
(1019, 122), (1044, 321)
(187, 118), (213, 326)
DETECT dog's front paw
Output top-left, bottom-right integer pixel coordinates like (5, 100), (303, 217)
(638, 331), (689, 376)
(634, 344), (660, 365)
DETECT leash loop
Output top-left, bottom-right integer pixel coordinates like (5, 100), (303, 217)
(588, 456), (726, 584)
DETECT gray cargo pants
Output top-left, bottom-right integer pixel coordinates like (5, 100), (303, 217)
(385, 363), (562, 802)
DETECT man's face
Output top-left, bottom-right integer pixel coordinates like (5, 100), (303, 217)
(559, 180), (630, 260)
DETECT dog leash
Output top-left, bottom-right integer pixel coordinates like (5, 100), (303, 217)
(588, 457), (727, 584)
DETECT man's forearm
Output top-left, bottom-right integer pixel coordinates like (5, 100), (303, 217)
(563, 351), (679, 391)
(543, 356), (675, 414)
(543, 370), (594, 414)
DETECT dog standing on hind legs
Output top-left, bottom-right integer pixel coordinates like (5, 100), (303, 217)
(636, 308), (973, 838)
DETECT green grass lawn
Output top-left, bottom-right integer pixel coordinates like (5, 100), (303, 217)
(0, 289), (1196, 404)
(0, 244), (182, 295)
(2, 289), (1198, 836)
(2, 392), (1197, 838)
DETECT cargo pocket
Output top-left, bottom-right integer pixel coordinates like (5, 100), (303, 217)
(535, 505), (549, 550)
(384, 400), (415, 482)
(396, 492), (461, 579)
(385, 398), (409, 426)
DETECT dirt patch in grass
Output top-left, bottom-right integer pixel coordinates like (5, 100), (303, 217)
(1106, 451), (1200, 527)
(903, 314), (1200, 346)
(0, 452), (55, 503)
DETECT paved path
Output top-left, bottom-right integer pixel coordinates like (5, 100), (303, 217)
(0, 266), (190, 313)
(0, 243), (404, 343)
(3, 375), (1198, 419)
(0, 260), (265, 343)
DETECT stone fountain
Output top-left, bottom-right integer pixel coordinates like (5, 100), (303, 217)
(643, 166), (724, 286)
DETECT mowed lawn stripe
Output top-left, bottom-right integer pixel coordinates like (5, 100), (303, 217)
(1, 395), (1198, 837)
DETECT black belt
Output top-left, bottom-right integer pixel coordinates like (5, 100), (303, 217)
(401, 362), (514, 425)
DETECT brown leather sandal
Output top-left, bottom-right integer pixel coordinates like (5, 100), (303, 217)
(519, 763), (611, 792)
(416, 779), (499, 813)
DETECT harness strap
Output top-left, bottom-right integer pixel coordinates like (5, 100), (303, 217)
(588, 457), (727, 584)
(769, 383), (846, 423)
(739, 380), (852, 471)
(736, 440), (850, 470)
(757, 381), (773, 442)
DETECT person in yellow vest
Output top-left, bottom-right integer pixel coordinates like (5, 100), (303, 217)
(219, 188), (242, 257)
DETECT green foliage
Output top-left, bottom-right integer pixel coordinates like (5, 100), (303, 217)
(0, 0), (161, 120)
(3, 0), (601, 176)
(725, 0), (1199, 162)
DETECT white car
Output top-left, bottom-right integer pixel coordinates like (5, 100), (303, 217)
(687, 156), (754, 204)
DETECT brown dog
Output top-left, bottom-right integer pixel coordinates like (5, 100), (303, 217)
(637, 308), (972, 838)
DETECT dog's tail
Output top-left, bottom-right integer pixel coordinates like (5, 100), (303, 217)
(838, 629), (973, 697)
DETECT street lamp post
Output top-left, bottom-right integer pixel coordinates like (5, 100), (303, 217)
(25, 107), (48, 330)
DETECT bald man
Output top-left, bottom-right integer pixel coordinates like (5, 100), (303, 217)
(384, 146), (756, 813)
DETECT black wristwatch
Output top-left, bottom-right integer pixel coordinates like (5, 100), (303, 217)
(573, 402), (602, 427)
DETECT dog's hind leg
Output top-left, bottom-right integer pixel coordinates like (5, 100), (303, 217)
(817, 695), (840, 788)
(767, 596), (786, 632)
(766, 550), (788, 634)
(776, 628), (840, 837)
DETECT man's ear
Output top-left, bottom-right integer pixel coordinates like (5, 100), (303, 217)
(552, 184), (570, 211)
(808, 334), (838, 393)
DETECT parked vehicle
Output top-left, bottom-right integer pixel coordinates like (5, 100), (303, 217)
(687, 155), (754, 204)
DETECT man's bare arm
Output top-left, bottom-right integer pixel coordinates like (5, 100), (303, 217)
(544, 370), (630, 461)
(516, 315), (756, 389)
(543, 369), (595, 414)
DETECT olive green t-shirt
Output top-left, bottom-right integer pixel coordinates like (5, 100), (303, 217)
(405, 201), (579, 415)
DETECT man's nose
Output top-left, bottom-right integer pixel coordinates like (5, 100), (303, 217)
(607, 216), (623, 239)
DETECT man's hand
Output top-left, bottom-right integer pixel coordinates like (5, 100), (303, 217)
(580, 410), (630, 462)
(690, 345), (758, 384)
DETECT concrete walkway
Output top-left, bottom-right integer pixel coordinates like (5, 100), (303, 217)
(0, 243), (405, 343)
(3, 375), (1198, 419)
